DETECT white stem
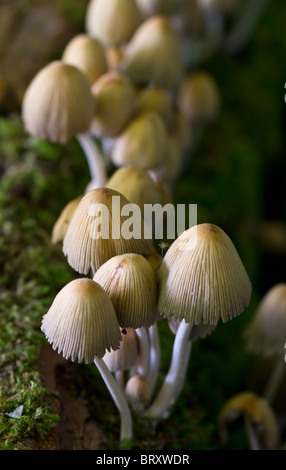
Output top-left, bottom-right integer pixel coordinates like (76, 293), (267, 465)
(77, 133), (107, 187)
(143, 320), (192, 420)
(148, 322), (160, 396)
(244, 414), (261, 450)
(264, 356), (285, 404)
(94, 356), (132, 444)
(223, 0), (269, 55)
(136, 327), (150, 378)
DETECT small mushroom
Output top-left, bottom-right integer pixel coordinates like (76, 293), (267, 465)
(110, 112), (168, 170)
(85, 0), (142, 47)
(41, 277), (132, 444)
(93, 253), (158, 329)
(51, 196), (81, 244)
(62, 34), (108, 85)
(63, 188), (153, 274)
(218, 391), (279, 450)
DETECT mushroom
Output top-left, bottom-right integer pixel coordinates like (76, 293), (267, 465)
(51, 196), (81, 244)
(125, 374), (152, 412)
(41, 278), (133, 444)
(93, 253), (158, 329)
(62, 34), (108, 85)
(244, 283), (286, 403)
(90, 71), (137, 139)
(136, 86), (175, 131)
(85, 0), (142, 47)
(22, 60), (107, 187)
(143, 223), (252, 419)
(121, 15), (184, 90)
(63, 187), (153, 274)
(110, 112), (168, 170)
(106, 166), (162, 212)
(218, 391), (279, 450)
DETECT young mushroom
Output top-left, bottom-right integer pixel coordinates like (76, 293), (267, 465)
(41, 278), (133, 444)
(62, 34), (108, 86)
(63, 187), (153, 275)
(218, 391), (279, 450)
(21, 60), (107, 187)
(244, 283), (286, 404)
(143, 223), (252, 420)
(85, 0), (142, 47)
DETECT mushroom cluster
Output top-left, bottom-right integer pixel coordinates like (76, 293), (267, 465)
(19, 0), (268, 448)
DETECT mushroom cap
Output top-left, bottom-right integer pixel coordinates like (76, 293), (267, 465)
(90, 71), (137, 138)
(218, 391), (279, 450)
(62, 34), (108, 85)
(22, 61), (93, 143)
(244, 283), (286, 357)
(106, 166), (162, 212)
(158, 223), (252, 325)
(122, 15), (184, 90)
(125, 374), (152, 404)
(103, 327), (139, 371)
(41, 278), (122, 362)
(137, 86), (174, 131)
(110, 112), (167, 170)
(85, 0), (142, 47)
(168, 316), (217, 340)
(93, 253), (158, 328)
(177, 71), (221, 123)
(63, 188), (153, 274)
(51, 196), (81, 244)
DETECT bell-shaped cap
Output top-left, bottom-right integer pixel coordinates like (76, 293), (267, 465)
(62, 34), (108, 85)
(103, 328), (139, 371)
(22, 61), (93, 143)
(85, 0), (142, 47)
(41, 278), (122, 363)
(51, 196), (81, 244)
(106, 166), (162, 212)
(218, 391), (279, 450)
(137, 86), (174, 131)
(125, 374), (152, 405)
(63, 188), (153, 274)
(90, 71), (137, 138)
(158, 223), (252, 325)
(244, 283), (286, 357)
(122, 15), (184, 90)
(93, 253), (158, 328)
(110, 112), (167, 170)
(177, 71), (221, 123)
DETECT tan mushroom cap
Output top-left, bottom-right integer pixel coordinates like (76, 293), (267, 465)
(122, 15), (184, 90)
(103, 328), (139, 371)
(106, 166), (162, 212)
(218, 391), (279, 450)
(125, 374), (152, 405)
(90, 71), (137, 138)
(158, 223), (252, 325)
(41, 278), (122, 363)
(22, 61), (93, 144)
(110, 112), (167, 170)
(244, 283), (286, 357)
(85, 0), (142, 47)
(51, 196), (81, 244)
(137, 86), (174, 131)
(63, 188), (153, 275)
(62, 34), (108, 85)
(93, 253), (158, 328)
(177, 71), (221, 123)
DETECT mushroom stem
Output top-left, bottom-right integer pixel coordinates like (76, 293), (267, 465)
(136, 327), (150, 378)
(77, 133), (107, 187)
(244, 414), (261, 450)
(148, 322), (160, 395)
(115, 370), (125, 392)
(94, 356), (133, 444)
(142, 320), (192, 420)
(264, 356), (285, 404)
(222, 0), (269, 55)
